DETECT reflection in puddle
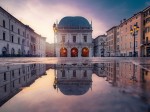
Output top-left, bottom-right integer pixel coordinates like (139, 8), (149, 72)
(0, 61), (150, 112)
(0, 64), (46, 106)
(53, 64), (93, 95)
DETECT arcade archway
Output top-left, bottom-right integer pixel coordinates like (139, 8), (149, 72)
(71, 47), (78, 57)
(60, 48), (67, 57)
(18, 49), (21, 56)
(11, 48), (15, 56)
(82, 47), (89, 57)
(2, 47), (7, 56)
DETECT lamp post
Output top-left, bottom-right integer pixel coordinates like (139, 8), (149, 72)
(53, 23), (57, 57)
(130, 24), (139, 57)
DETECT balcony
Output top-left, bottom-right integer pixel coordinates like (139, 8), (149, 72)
(142, 40), (150, 45)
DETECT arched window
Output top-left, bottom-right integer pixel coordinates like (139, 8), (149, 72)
(18, 49), (21, 55)
(2, 47), (7, 56)
(11, 35), (14, 43)
(22, 50), (26, 55)
(4, 72), (7, 81)
(12, 70), (14, 78)
(3, 20), (5, 28)
(73, 70), (76, 77)
(73, 36), (76, 43)
(83, 71), (87, 77)
(60, 47), (67, 57)
(30, 45), (33, 55)
(18, 28), (20, 34)
(27, 41), (29, 46)
(11, 48), (15, 56)
(83, 36), (87, 42)
(71, 47), (78, 57)
(3, 32), (5, 40)
(18, 37), (20, 44)
(82, 47), (89, 57)
(28, 51), (30, 55)
(22, 65), (25, 74)
(62, 70), (65, 77)
(22, 39), (25, 45)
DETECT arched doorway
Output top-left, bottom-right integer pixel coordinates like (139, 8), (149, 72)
(11, 48), (15, 56)
(82, 47), (89, 57)
(28, 51), (30, 56)
(23, 50), (26, 55)
(71, 47), (78, 57)
(60, 47), (67, 57)
(2, 47), (7, 56)
(18, 49), (21, 56)
(30, 44), (33, 55)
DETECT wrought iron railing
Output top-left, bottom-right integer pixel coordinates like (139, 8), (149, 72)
(142, 40), (150, 45)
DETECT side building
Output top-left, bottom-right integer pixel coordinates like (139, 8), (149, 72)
(0, 7), (46, 57)
(106, 26), (117, 57)
(105, 61), (147, 87)
(118, 13), (143, 57)
(0, 64), (46, 106)
(143, 6), (150, 56)
(94, 34), (107, 57)
(105, 6), (150, 57)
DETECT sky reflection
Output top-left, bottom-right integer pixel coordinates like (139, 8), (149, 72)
(0, 62), (149, 112)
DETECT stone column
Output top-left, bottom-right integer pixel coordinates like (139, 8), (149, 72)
(78, 47), (81, 57)
(90, 47), (93, 57)
(56, 47), (59, 57)
(68, 47), (71, 57)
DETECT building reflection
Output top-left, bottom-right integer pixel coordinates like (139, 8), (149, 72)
(93, 61), (150, 104)
(53, 64), (93, 95)
(103, 61), (150, 90)
(53, 62), (150, 96)
(0, 61), (150, 106)
(93, 63), (106, 77)
(0, 64), (46, 106)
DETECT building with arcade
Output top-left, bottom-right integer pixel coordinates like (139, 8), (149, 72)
(53, 16), (93, 57)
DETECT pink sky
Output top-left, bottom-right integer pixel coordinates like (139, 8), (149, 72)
(0, 0), (107, 43)
(1, 0), (148, 43)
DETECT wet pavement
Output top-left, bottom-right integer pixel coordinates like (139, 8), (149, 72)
(0, 57), (150, 112)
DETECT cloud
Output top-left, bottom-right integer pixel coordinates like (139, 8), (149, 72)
(0, 0), (107, 43)
(1, 0), (146, 43)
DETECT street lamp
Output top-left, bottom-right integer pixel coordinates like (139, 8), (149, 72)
(53, 23), (57, 57)
(130, 24), (139, 57)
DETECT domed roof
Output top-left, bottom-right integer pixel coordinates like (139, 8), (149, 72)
(58, 16), (91, 29)
(58, 84), (91, 95)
